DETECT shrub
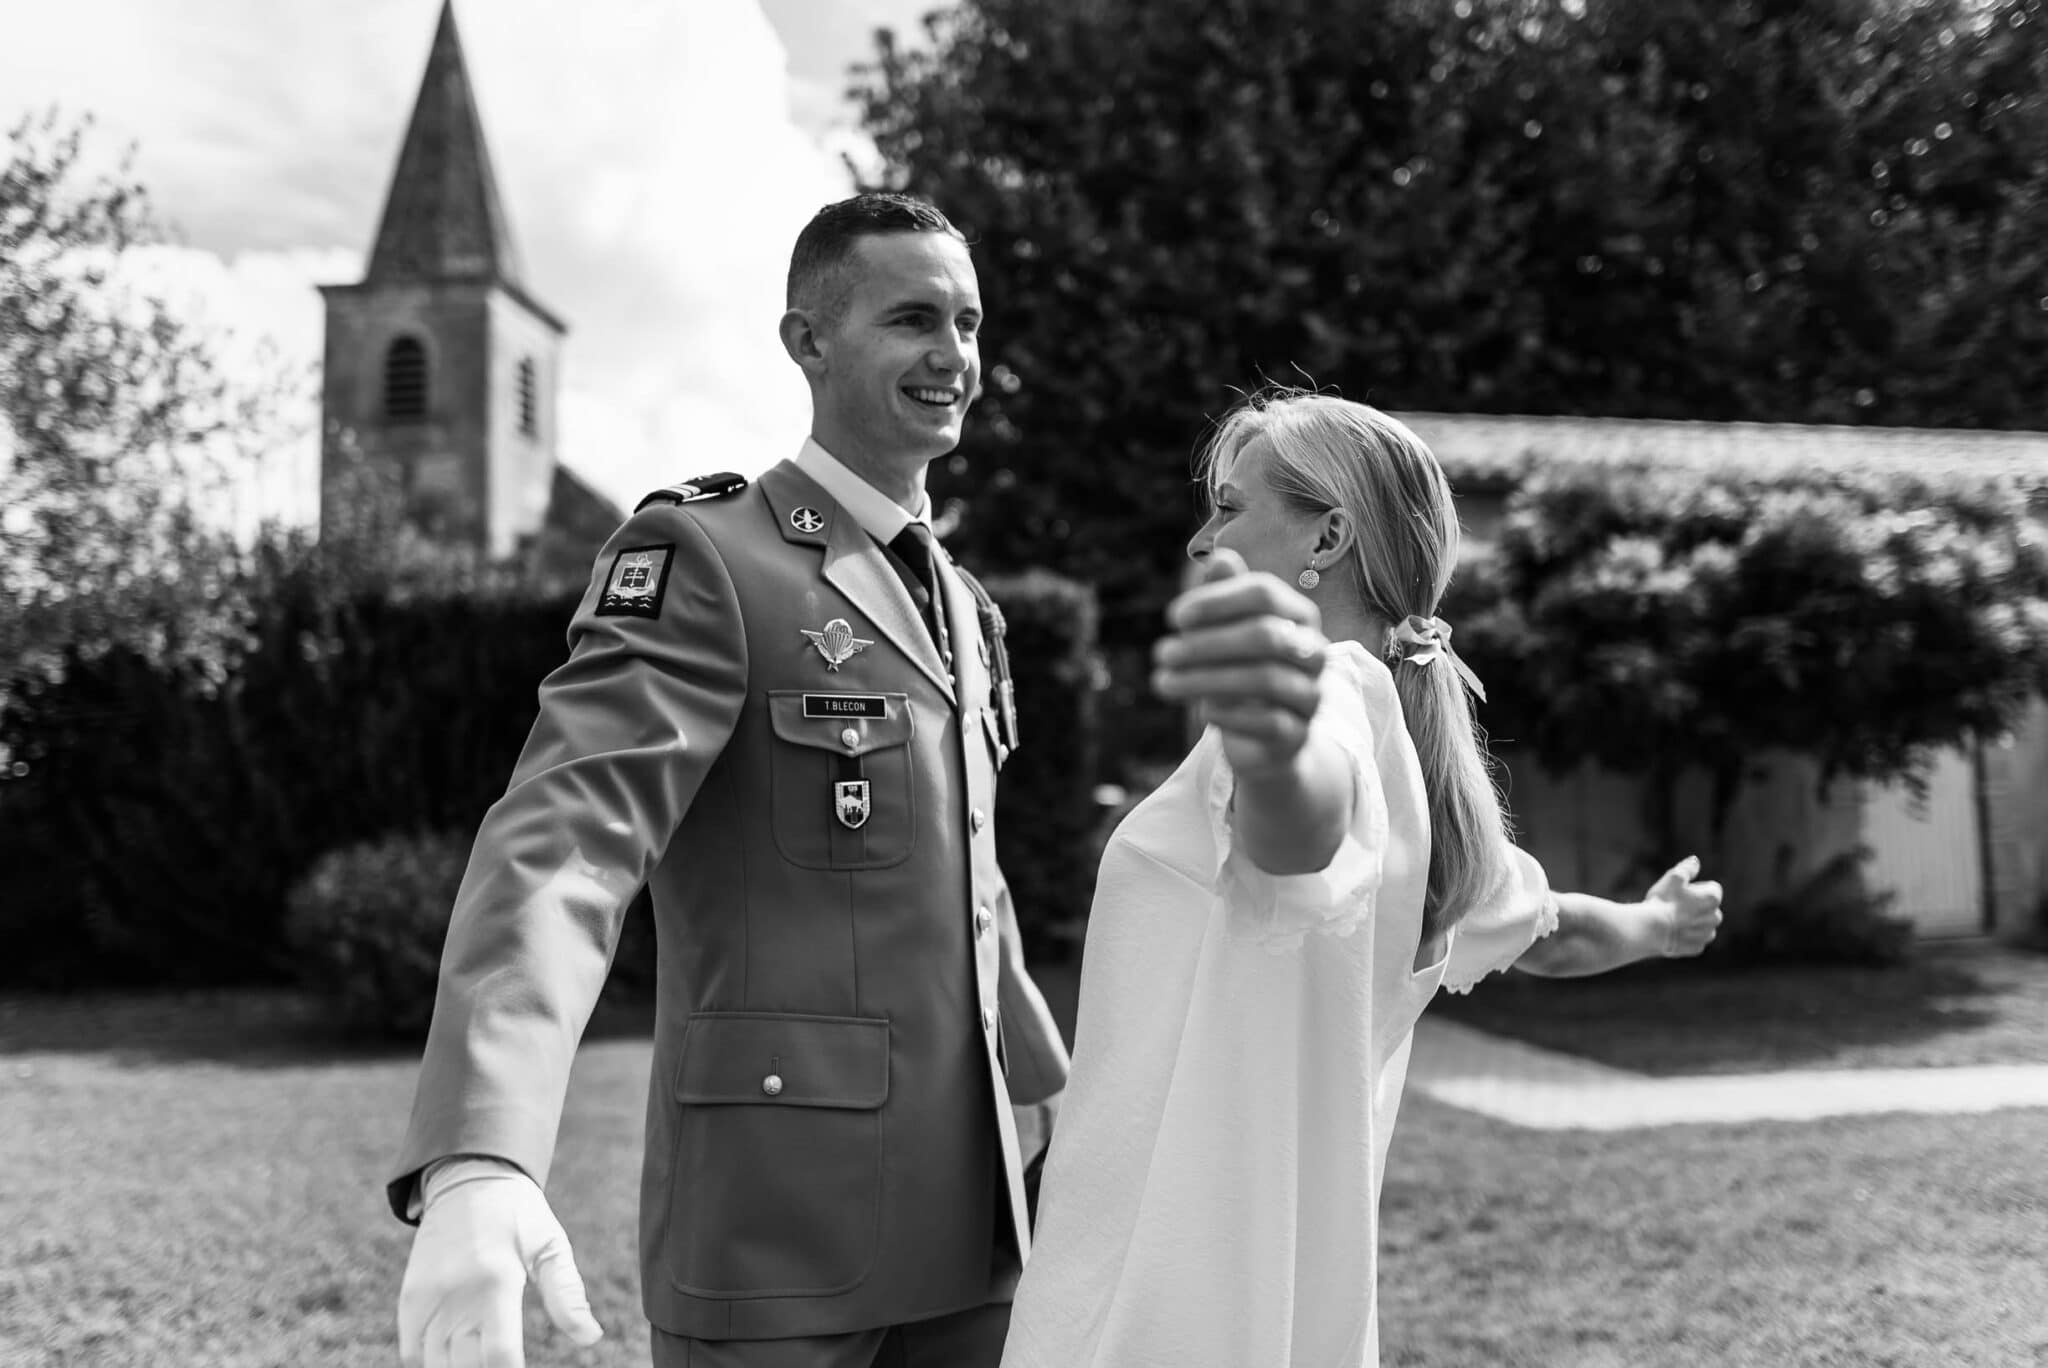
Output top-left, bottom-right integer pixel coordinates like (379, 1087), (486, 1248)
(283, 831), (469, 1038)
(0, 784), (106, 989)
(284, 833), (654, 1033)
(1447, 458), (2048, 865)
(1714, 846), (1915, 967)
(1, 530), (1116, 986)
(983, 570), (1107, 961)
(0, 530), (582, 988)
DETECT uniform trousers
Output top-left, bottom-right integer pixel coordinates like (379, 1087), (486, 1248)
(650, 1299), (1012, 1368)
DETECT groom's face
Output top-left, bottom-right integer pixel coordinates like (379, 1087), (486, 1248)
(810, 231), (983, 472)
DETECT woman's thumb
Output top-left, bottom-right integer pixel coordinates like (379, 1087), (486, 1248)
(1652, 855), (1701, 896)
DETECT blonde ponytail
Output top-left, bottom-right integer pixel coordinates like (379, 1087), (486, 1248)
(1385, 636), (1514, 942)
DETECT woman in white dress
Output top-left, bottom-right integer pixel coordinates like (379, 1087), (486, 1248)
(1000, 392), (1719, 1368)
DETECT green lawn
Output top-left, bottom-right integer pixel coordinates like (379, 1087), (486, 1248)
(1430, 940), (2048, 1076)
(4, 988), (2045, 1367)
(1379, 1095), (2048, 1367)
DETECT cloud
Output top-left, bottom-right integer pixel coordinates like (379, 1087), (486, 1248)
(454, 0), (854, 500)
(2, 0), (859, 522)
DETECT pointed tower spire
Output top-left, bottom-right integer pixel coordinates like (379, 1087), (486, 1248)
(319, 0), (579, 563)
(366, 0), (525, 287)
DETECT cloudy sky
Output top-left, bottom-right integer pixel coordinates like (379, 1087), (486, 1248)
(1, 0), (936, 525)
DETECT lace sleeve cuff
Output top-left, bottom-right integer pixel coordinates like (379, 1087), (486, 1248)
(1439, 845), (1560, 994)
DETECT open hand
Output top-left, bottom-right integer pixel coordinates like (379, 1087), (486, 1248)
(1152, 549), (1328, 779)
(1646, 855), (1724, 957)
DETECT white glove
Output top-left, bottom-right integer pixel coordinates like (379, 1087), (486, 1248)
(397, 1158), (604, 1368)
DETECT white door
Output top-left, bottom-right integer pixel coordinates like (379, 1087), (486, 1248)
(1862, 746), (1986, 938)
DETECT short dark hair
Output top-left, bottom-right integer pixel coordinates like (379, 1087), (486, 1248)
(786, 193), (964, 320)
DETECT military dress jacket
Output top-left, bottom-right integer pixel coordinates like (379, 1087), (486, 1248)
(388, 458), (1071, 1341)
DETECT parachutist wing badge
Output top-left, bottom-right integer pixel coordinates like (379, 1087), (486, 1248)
(801, 617), (873, 670)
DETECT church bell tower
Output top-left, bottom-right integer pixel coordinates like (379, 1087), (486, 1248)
(317, 0), (567, 557)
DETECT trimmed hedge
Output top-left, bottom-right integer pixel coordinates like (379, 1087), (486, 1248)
(0, 551), (1103, 988)
(981, 569), (1106, 960)
(1439, 454), (2048, 965)
(1444, 457), (2048, 794)
(0, 545), (582, 987)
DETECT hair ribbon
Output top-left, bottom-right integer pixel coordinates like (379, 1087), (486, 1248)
(1388, 614), (1487, 703)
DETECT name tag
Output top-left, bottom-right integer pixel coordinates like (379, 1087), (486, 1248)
(802, 693), (888, 719)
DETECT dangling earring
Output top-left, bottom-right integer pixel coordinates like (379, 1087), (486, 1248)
(1297, 562), (1321, 590)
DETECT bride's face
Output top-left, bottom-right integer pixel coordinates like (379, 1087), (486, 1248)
(1185, 435), (1324, 583)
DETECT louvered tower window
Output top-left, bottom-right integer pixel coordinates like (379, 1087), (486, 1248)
(517, 357), (538, 436)
(384, 336), (428, 422)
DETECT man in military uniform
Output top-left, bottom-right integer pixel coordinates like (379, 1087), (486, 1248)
(392, 193), (1070, 1368)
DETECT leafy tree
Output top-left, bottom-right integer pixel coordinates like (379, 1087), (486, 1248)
(1834, 0), (2048, 427)
(854, 0), (2048, 770)
(1560, 0), (2048, 427)
(857, 0), (1563, 744)
(0, 109), (304, 702)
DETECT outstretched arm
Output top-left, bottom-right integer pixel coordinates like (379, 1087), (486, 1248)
(1514, 857), (1724, 978)
(393, 504), (747, 1366)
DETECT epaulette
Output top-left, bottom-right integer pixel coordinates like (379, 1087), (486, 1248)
(634, 472), (748, 513)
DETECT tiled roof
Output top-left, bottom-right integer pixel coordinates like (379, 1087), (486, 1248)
(365, 2), (529, 299)
(1392, 411), (2048, 492)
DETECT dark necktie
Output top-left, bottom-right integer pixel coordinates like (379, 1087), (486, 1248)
(888, 521), (951, 664)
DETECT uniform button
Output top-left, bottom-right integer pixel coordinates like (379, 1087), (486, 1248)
(840, 727), (860, 749)
(981, 1007), (997, 1031)
(975, 906), (994, 937)
(970, 807), (986, 833)
(761, 1074), (784, 1097)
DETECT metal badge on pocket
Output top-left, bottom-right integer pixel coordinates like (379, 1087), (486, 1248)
(834, 779), (872, 829)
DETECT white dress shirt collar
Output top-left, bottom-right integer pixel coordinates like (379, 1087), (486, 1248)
(795, 437), (931, 544)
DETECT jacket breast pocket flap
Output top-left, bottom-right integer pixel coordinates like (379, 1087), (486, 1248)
(766, 691), (916, 870)
(766, 691), (913, 756)
(676, 1012), (890, 1109)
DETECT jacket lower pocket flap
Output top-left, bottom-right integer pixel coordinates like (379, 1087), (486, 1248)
(767, 691), (913, 757)
(676, 1012), (890, 1109)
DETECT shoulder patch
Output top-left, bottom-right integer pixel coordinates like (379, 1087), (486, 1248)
(634, 471), (748, 513)
(596, 544), (676, 619)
